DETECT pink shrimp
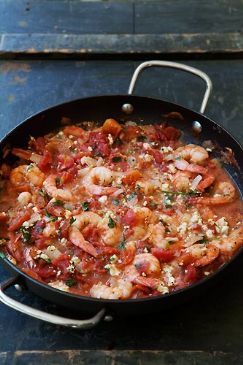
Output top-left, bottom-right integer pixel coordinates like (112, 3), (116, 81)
(83, 167), (119, 196)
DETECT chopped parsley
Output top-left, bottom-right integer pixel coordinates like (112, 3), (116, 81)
(163, 195), (173, 208)
(118, 239), (126, 250)
(198, 238), (208, 244)
(20, 226), (31, 244)
(45, 211), (58, 222)
(82, 201), (90, 211)
(27, 163), (34, 171)
(0, 252), (5, 259)
(54, 199), (64, 206)
(112, 198), (120, 206)
(70, 217), (76, 225)
(161, 190), (201, 196)
(55, 177), (61, 186)
(108, 216), (116, 228)
(137, 135), (147, 142)
(127, 192), (137, 201)
(112, 156), (122, 163)
(65, 278), (77, 287)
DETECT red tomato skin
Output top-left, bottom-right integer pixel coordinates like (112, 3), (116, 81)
(151, 248), (175, 262)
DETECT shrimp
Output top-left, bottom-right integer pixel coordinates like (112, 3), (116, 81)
(173, 171), (191, 192)
(174, 144), (209, 164)
(186, 243), (219, 267)
(101, 216), (122, 246)
(128, 207), (157, 241)
(69, 225), (98, 257)
(194, 182), (235, 205)
(43, 174), (73, 201)
(133, 253), (161, 275)
(123, 253), (161, 289)
(148, 223), (167, 248)
(90, 279), (133, 299)
(83, 167), (118, 196)
(214, 226), (243, 255)
(10, 164), (45, 187)
(72, 211), (122, 248)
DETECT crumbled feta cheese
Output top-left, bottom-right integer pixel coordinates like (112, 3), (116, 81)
(104, 263), (121, 276)
(177, 222), (188, 235)
(206, 229), (214, 239)
(215, 217), (229, 236)
(87, 146), (93, 151)
(144, 154), (153, 162)
(22, 221), (30, 228)
(60, 238), (67, 245)
(161, 146), (173, 153)
(98, 195), (107, 204)
(163, 265), (175, 286)
(168, 164), (176, 173)
(65, 210), (72, 219)
(157, 282), (169, 294)
(49, 281), (69, 292)
(143, 143), (150, 150)
(108, 134), (114, 145)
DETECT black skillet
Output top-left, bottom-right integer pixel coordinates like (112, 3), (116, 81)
(0, 61), (242, 329)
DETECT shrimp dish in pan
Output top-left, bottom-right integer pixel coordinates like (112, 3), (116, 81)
(0, 118), (242, 299)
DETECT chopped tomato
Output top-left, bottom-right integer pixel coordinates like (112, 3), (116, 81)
(82, 224), (100, 243)
(102, 118), (122, 139)
(163, 126), (181, 140)
(151, 248), (175, 262)
(122, 125), (142, 142)
(8, 211), (31, 231)
(38, 150), (52, 171)
(122, 170), (142, 185)
(88, 132), (110, 157)
(121, 209), (137, 227)
(184, 265), (197, 283)
(149, 149), (164, 164)
(57, 154), (75, 171)
(46, 201), (65, 217)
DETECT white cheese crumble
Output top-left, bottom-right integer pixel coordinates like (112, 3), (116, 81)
(215, 217), (229, 236)
(98, 195), (107, 204)
(49, 281), (69, 292)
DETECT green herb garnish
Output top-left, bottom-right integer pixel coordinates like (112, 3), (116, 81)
(112, 198), (120, 206)
(127, 192), (137, 201)
(65, 278), (77, 287)
(161, 190), (201, 196)
(108, 216), (116, 228)
(27, 163), (34, 171)
(112, 156), (122, 163)
(198, 238), (208, 244)
(82, 201), (90, 211)
(70, 217), (76, 225)
(137, 135), (147, 142)
(118, 239), (126, 250)
(55, 177), (61, 186)
(54, 199), (64, 206)
(20, 226), (31, 243)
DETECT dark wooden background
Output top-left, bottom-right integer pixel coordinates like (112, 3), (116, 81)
(0, 1), (243, 364)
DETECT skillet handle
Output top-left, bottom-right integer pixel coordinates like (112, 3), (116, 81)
(128, 61), (212, 114)
(0, 276), (106, 329)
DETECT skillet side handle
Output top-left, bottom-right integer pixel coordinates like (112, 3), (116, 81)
(128, 61), (212, 114)
(0, 276), (106, 329)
